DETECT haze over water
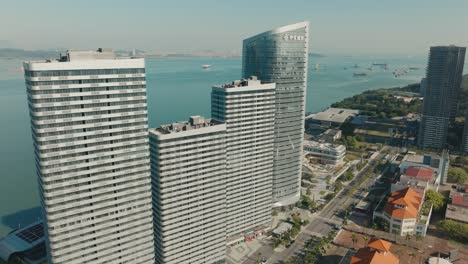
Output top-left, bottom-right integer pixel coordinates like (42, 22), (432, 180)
(0, 53), (450, 236)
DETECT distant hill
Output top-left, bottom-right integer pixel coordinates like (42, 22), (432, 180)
(0, 48), (59, 59)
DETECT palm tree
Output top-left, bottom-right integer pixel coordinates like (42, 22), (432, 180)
(415, 234), (423, 249)
(405, 233), (412, 247)
(362, 236), (369, 247)
(351, 234), (358, 249)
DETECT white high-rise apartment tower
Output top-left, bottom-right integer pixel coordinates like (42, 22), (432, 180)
(24, 49), (155, 263)
(149, 116), (227, 264)
(211, 76), (275, 237)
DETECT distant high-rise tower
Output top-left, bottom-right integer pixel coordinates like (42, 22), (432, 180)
(418, 46), (466, 150)
(463, 112), (468, 153)
(24, 49), (155, 263)
(212, 76), (275, 236)
(242, 22), (309, 206)
(149, 116), (227, 264)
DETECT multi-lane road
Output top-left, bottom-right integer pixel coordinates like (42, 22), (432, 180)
(244, 149), (389, 264)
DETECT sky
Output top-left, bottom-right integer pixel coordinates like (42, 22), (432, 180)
(1, 0), (468, 55)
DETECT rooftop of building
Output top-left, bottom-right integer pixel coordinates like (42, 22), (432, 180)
(403, 152), (425, 164)
(446, 193), (468, 224)
(272, 222), (293, 236)
(243, 21), (309, 43)
(0, 221), (46, 263)
(213, 76), (273, 89)
(323, 129), (342, 136)
(303, 140), (346, 152)
(24, 48), (141, 64)
(430, 45), (466, 51)
(384, 187), (423, 220)
(452, 192), (468, 207)
(306, 108), (359, 124)
(350, 238), (399, 264)
(403, 166), (434, 181)
(151, 116), (223, 135)
(393, 180), (427, 190)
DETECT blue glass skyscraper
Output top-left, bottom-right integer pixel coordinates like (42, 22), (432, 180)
(242, 22), (309, 207)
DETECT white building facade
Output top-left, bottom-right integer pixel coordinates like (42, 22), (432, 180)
(303, 140), (346, 166)
(149, 116), (227, 264)
(212, 77), (275, 237)
(24, 49), (155, 263)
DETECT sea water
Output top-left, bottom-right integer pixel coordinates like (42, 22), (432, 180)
(0, 54), (442, 236)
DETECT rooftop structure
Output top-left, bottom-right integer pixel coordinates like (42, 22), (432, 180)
(306, 108), (359, 127)
(272, 222), (293, 237)
(403, 166), (435, 181)
(445, 190), (468, 224)
(0, 221), (46, 264)
(350, 238), (399, 264)
(322, 129), (342, 143)
(154, 115), (222, 135)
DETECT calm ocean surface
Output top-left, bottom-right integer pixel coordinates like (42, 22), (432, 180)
(0, 54), (445, 236)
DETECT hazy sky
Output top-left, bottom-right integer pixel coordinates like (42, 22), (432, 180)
(1, 0), (468, 55)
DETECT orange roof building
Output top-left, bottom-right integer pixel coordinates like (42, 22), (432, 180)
(376, 187), (431, 236)
(384, 187), (423, 220)
(350, 238), (399, 264)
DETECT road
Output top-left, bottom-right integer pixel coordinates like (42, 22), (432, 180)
(243, 148), (389, 264)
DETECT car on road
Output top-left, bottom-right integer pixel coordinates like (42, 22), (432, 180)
(333, 224), (342, 230)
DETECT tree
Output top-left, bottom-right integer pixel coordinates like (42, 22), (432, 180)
(424, 190), (445, 211)
(448, 167), (468, 184)
(351, 234), (358, 249)
(306, 187), (312, 196)
(333, 181), (343, 192)
(362, 236), (369, 246)
(438, 220), (468, 242)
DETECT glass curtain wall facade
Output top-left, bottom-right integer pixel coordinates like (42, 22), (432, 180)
(24, 49), (154, 263)
(418, 46), (466, 150)
(242, 22), (309, 206)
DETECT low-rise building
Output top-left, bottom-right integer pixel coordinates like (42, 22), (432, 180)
(445, 190), (468, 224)
(0, 221), (46, 264)
(322, 129), (342, 143)
(350, 238), (399, 264)
(374, 187), (432, 236)
(272, 222), (293, 237)
(306, 108), (359, 128)
(303, 140), (346, 166)
(399, 151), (449, 185)
(391, 166), (435, 192)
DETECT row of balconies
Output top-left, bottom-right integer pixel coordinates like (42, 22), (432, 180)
(32, 102), (147, 117)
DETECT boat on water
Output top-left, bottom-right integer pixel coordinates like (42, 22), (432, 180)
(353, 72), (367, 77)
(202, 64), (211, 69)
(314, 63), (319, 71)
